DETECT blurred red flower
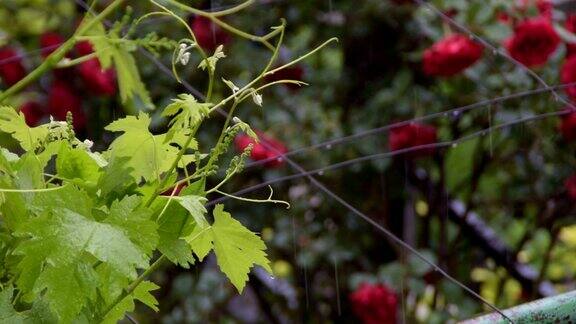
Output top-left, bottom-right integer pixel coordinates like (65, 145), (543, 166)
(190, 16), (231, 52)
(560, 109), (576, 141)
(265, 66), (305, 91)
(566, 15), (576, 58)
(505, 17), (559, 67)
(422, 34), (483, 77)
(537, 0), (553, 18)
(234, 132), (287, 168)
(561, 55), (576, 100)
(565, 174), (576, 200)
(389, 122), (438, 157)
(47, 80), (86, 130)
(19, 101), (45, 127)
(350, 283), (397, 324)
(0, 47), (26, 86)
(78, 59), (117, 96)
(76, 40), (94, 56)
(40, 32), (65, 58)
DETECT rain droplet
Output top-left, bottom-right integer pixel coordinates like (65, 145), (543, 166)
(270, 275), (275, 280)
(325, 144), (332, 150)
(451, 143), (458, 148)
(492, 49), (498, 55)
(451, 110), (461, 118)
(276, 157), (283, 163)
(318, 170), (324, 176)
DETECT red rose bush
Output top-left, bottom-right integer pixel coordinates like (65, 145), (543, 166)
(423, 34), (483, 77)
(350, 283), (398, 324)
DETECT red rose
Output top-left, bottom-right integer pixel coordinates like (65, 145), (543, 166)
(265, 65), (305, 91)
(47, 80), (86, 130)
(234, 132), (287, 168)
(561, 55), (576, 100)
(0, 47), (26, 86)
(19, 101), (46, 127)
(422, 34), (483, 76)
(190, 16), (231, 52)
(389, 122), (438, 157)
(565, 174), (576, 200)
(505, 17), (559, 67)
(40, 32), (66, 58)
(76, 40), (94, 57)
(560, 109), (576, 141)
(566, 15), (576, 58)
(350, 283), (397, 324)
(536, 0), (553, 19)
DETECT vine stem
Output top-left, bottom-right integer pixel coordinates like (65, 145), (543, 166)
(163, 0), (276, 50)
(0, 0), (126, 103)
(98, 255), (167, 321)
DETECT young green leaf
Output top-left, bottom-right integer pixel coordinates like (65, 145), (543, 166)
(185, 204), (272, 292)
(173, 195), (209, 229)
(0, 106), (48, 151)
(101, 281), (159, 324)
(198, 45), (226, 72)
(162, 94), (211, 141)
(56, 143), (102, 187)
(105, 112), (180, 182)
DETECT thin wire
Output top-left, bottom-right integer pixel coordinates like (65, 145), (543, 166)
(242, 83), (576, 170)
(207, 108), (570, 207)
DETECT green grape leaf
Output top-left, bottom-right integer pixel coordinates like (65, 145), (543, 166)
(96, 156), (135, 202)
(31, 184), (92, 217)
(0, 286), (25, 323)
(0, 286), (58, 323)
(187, 224), (212, 262)
(156, 201), (196, 268)
(56, 144), (101, 187)
(173, 195), (208, 229)
(105, 113), (179, 182)
(184, 204), (271, 292)
(105, 196), (159, 257)
(33, 262), (98, 323)
(101, 281), (159, 324)
(113, 46), (153, 108)
(162, 94), (211, 127)
(0, 106), (48, 151)
(14, 209), (149, 321)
